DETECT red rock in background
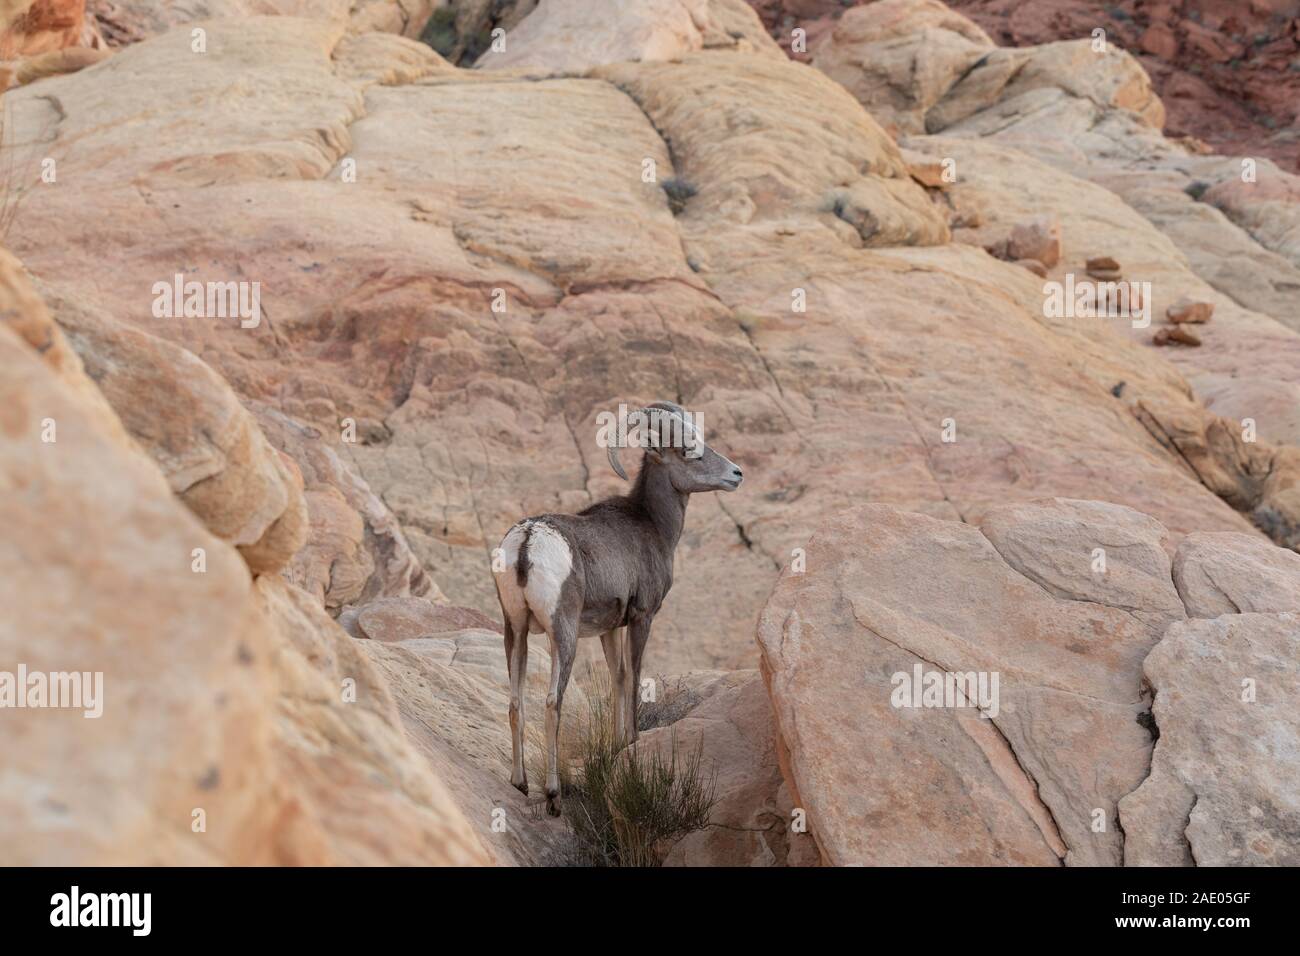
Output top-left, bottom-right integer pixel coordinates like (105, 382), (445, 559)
(0, 0), (94, 58)
(747, 0), (1300, 173)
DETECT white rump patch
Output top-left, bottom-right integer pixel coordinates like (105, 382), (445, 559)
(493, 520), (572, 634)
(522, 522), (572, 632)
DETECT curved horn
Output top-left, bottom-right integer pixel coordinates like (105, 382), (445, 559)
(605, 402), (687, 480)
(607, 440), (628, 481)
(646, 400), (686, 417)
(645, 400), (695, 450)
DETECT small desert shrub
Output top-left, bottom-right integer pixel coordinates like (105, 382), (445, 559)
(660, 177), (697, 216)
(418, 9), (464, 61)
(0, 93), (44, 242)
(0, 95), (21, 240)
(419, 1), (536, 65)
(542, 666), (716, 866)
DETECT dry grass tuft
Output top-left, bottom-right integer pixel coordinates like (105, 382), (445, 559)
(530, 664), (716, 867)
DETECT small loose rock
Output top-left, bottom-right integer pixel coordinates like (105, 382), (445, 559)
(1167, 297), (1214, 324)
(1007, 216), (1062, 268)
(1154, 326), (1202, 347)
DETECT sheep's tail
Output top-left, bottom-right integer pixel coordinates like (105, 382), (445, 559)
(515, 521), (534, 588)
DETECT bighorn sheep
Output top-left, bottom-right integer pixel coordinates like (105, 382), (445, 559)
(492, 401), (744, 816)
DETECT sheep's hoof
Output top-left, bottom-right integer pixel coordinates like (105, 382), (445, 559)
(512, 780), (529, 796)
(546, 793), (562, 817)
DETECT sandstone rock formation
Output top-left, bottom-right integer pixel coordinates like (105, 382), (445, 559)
(751, 0), (1300, 176)
(360, 628), (591, 865)
(477, 0), (717, 73)
(758, 500), (1300, 866)
(253, 575), (491, 865)
(944, 0), (1300, 176)
(252, 403), (439, 610)
(41, 284), (309, 575)
(9, 2), (1296, 682)
(1, 0), (95, 58)
(1172, 531), (1300, 618)
(636, 670), (820, 866)
(4, 0), (1299, 868)
(3, 256), (281, 865)
(979, 497), (1187, 631)
(82, 0), (440, 46)
(340, 596), (495, 641)
(2, 241), (488, 866)
(1, 0), (105, 89)
(810, 1), (1300, 399)
(1119, 612), (1300, 866)
(758, 502), (1167, 865)
(803, 0), (1300, 553)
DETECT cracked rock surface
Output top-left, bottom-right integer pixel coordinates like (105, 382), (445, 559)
(1120, 612), (1300, 866)
(756, 498), (1300, 865)
(4, 0), (1300, 866)
(8, 9), (1284, 672)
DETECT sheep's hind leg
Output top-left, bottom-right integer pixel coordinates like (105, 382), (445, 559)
(544, 614), (578, 816)
(504, 613), (530, 794)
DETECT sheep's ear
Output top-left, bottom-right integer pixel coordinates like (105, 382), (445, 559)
(644, 446), (664, 465)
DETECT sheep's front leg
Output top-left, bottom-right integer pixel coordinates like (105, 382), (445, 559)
(627, 614), (654, 744)
(600, 628), (628, 745)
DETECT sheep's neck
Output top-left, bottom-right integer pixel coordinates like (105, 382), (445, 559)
(632, 454), (688, 552)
